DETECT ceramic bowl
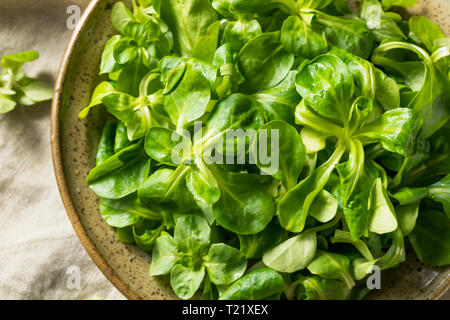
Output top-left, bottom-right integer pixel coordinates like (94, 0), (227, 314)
(51, 0), (450, 300)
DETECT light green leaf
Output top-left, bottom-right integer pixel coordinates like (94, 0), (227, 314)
(186, 162), (221, 205)
(170, 264), (205, 299)
(278, 142), (346, 233)
(300, 127), (327, 154)
(203, 243), (247, 285)
(251, 71), (300, 126)
(0, 95), (17, 114)
(356, 108), (421, 156)
(281, 15), (327, 59)
(111, 1), (134, 32)
(79, 82), (116, 118)
(145, 127), (191, 166)
(310, 190), (338, 223)
(369, 178), (398, 234)
(263, 232), (317, 273)
(409, 16), (445, 53)
(360, 0), (406, 42)
(19, 78), (53, 102)
(295, 276), (350, 300)
(164, 64), (211, 132)
(295, 54), (355, 124)
(307, 251), (355, 289)
(223, 18), (262, 53)
(315, 12), (373, 59)
(1, 50), (39, 70)
(252, 120), (305, 190)
(138, 166), (197, 213)
(331, 230), (374, 261)
(150, 232), (180, 276)
(192, 21), (221, 63)
(174, 215), (211, 254)
(381, 0), (417, 10)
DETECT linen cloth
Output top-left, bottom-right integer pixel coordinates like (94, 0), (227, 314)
(0, 0), (448, 300)
(0, 0), (124, 300)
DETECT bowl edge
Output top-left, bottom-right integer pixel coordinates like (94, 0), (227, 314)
(50, 0), (142, 300)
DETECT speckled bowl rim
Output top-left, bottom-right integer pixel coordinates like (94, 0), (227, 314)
(50, 0), (450, 300)
(51, 0), (140, 300)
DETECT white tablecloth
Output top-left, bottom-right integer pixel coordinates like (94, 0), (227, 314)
(0, 0), (124, 300)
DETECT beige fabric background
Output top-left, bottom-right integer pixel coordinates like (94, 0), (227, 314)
(0, 0), (124, 300)
(0, 0), (448, 300)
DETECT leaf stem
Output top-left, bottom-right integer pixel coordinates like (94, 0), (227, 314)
(306, 212), (343, 234)
(397, 153), (448, 189)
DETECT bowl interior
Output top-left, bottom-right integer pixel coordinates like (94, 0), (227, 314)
(52, 0), (449, 300)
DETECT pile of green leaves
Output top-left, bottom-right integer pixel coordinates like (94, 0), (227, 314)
(81, 0), (450, 300)
(0, 50), (53, 113)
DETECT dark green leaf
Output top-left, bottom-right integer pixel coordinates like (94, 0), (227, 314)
(223, 19), (262, 53)
(356, 108), (421, 156)
(210, 166), (274, 235)
(114, 121), (133, 153)
(238, 219), (284, 259)
(238, 32), (294, 91)
(252, 120), (305, 190)
(316, 12), (373, 59)
(87, 140), (150, 199)
(145, 127), (191, 166)
(133, 222), (164, 251)
(100, 193), (161, 228)
(160, 0), (218, 56)
(409, 211), (450, 266)
(281, 15), (327, 59)
(397, 203), (419, 236)
(251, 71), (300, 125)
